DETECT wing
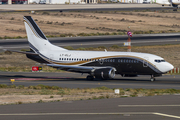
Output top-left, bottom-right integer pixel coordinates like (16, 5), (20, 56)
(47, 64), (94, 73)
(47, 64), (114, 73)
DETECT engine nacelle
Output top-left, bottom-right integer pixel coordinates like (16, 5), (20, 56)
(172, 0), (180, 6)
(93, 68), (116, 79)
(172, 4), (178, 7)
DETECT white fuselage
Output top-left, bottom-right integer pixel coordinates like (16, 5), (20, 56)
(40, 49), (174, 74)
(156, 0), (180, 6)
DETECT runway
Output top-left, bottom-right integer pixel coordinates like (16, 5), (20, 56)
(0, 94), (179, 120)
(1, 33), (180, 51)
(0, 4), (170, 11)
(1, 72), (180, 89)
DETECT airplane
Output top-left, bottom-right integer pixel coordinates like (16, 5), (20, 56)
(156, 0), (180, 11)
(9, 16), (174, 82)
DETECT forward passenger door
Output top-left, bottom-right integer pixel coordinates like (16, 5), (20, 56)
(143, 57), (149, 67)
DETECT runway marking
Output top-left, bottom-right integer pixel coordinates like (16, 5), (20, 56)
(118, 105), (180, 107)
(0, 112), (179, 118)
(154, 113), (180, 119)
(13, 77), (70, 81)
(0, 112), (154, 116)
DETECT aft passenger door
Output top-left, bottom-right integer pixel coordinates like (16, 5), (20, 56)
(49, 54), (54, 61)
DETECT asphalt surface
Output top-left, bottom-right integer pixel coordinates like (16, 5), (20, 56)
(0, 4), (172, 11)
(1, 33), (180, 51)
(0, 95), (179, 120)
(1, 72), (180, 89)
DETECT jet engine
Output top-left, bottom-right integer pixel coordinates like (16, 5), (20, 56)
(92, 68), (116, 79)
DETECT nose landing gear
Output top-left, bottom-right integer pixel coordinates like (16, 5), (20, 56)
(150, 75), (156, 82)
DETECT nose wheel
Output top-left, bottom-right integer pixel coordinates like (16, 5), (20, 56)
(150, 75), (156, 82)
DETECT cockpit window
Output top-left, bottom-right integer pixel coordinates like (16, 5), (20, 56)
(155, 59), (166, 63)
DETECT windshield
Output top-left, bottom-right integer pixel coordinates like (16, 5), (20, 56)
(154, 59), (166, 63)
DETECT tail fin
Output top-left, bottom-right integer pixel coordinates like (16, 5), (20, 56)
(23, 16), (67, 53)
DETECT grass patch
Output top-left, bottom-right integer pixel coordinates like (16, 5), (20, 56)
(42, 12), (50, 15)
(0, 84), (179, 96)
(1, 29), (180, 40)
(0, 85), (179, 105)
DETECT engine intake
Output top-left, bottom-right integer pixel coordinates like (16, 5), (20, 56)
(93, 68), (116, 79)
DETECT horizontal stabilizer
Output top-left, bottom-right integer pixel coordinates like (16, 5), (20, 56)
(4, 49), (39, 55)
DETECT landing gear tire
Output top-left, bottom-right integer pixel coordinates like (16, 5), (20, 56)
(150, 78), (156, 82)
(150, 75), (156, 82)
(86, 75), (94, 80)
(173, 7), (178, 11)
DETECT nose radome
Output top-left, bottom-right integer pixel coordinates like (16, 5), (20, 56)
(169, 64), (174, 71)
(159, 63), (174, 73)
(165, 63), (174, 73)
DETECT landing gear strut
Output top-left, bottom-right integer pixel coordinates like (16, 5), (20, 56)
(86, 75), (94, 80)
(150, 75), (156, 82)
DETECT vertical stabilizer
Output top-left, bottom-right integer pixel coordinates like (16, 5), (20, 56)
(23, 16), (67, 53)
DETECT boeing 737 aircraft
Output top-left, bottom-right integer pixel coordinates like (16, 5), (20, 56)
(12, 16), (174, 81)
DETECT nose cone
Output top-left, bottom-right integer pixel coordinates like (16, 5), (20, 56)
(159, 63), (174, 73)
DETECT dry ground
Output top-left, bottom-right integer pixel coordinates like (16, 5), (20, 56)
(0, 88), (115, 104)
(0, 10), (180, 37)
(0, 86), (179, 105)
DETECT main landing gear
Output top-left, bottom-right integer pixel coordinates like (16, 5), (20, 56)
(86, 75), (94, 80)
(150, 75), (156, 82)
